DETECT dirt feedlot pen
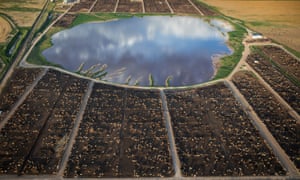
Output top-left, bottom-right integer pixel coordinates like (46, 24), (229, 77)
(0, 0), (299, 178)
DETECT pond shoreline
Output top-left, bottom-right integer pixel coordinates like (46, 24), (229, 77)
(41, 16), (232, 87)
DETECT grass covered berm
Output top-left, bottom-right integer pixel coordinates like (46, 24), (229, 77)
(71, 13), (173, 27)
(213, 22), (246, 80)
(27, 27), (62, 67)
(27, 27), (62, 66)
(71, 13), (133, 27)
(27, 13), (246, 84)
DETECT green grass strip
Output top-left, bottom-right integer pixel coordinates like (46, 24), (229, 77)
(71, 13), (132, 27)
(213, 22), (247, 80)
(27, 27), (62, 67)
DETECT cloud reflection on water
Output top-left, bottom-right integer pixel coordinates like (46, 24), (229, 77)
(42, 16), (232, 86)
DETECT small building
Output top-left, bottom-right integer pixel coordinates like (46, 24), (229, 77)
(63, 0), (78, 4)
(251, 32), (264, 40)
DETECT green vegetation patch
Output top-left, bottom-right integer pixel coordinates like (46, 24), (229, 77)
(213, 21), (247, 80)
(72, 13), (133, 27)
(5, 28), (28, 57)
(0, 27), (29, 79)
(27, 27), (62, 67)
(33, 1), (56, 38)
(71, 13), (173, 27)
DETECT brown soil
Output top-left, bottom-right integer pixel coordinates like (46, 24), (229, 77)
(144, 0), (171, 13)
(259, 45), (300, 82)
(246, 48), (300, 114)
(64, 84), (174, 177)
(232, 71), (300, 169)
(54, 14), (77, 28)
(70, 0), (95, 12)
(191, 0), (216, 16)
(0, 68), (43, 115)
(91, 0), (117, 12)
(165, 83), (286, 176)
(0, 69), (89, 174)
(167, 0), (199, 14)
(116, 0), (143, 13)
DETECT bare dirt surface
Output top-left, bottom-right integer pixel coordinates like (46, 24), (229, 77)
(66, 0), (215, 14)
(246, 50), (300, 115)
(0, 16), (11, 43)
(232, 71), (300, 170)
(259, 45), (300, 82)
(116, 0), (143, 13)
(70, 0), (96, 12)
(0, 69), (89, 174)
(165, 83), (286, 176)
(64, 84), (173, 177)
(167, 0), (199, 14)
(202, 0), (300, 52)
(144, 0), (171, 13)
(91, 0), (117, 12)
(0, 64), (299, 178)
(191, 0), (216, 16)
(54, 14), (77, 28)
(0, 68), (43, 117)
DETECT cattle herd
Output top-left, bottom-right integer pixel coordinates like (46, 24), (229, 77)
(0, 0), (299, 177)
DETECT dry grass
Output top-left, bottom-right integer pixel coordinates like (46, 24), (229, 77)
(202, 0), (300, 52)
(2, 11), (42, 27)
(0, 0), (46, 27)
(0, 0), (45, 9)
(0, 16), (12, 43)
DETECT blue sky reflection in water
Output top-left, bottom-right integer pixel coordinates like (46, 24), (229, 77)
(42, 16), (233, 86)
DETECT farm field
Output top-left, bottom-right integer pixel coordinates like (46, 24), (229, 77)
(0, 0), (46, 27)
(0, 16), (11, 43)
(202, 0), (300, 52)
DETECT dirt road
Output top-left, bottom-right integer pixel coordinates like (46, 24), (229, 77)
(58, 81), (94, 175)
(160, 89), (182, 177)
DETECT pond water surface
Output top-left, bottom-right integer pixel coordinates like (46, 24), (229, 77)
(42, 16), (232, 86)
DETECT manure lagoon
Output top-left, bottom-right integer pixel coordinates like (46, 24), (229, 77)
(42, 16), (232, 86)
